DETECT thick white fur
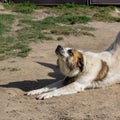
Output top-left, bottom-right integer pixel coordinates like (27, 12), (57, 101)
(27, 32), (120, 100)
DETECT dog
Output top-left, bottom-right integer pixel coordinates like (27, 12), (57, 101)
(27, 32), (120, 100)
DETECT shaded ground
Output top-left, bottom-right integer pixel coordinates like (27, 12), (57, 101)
(0, 3), (120, 120)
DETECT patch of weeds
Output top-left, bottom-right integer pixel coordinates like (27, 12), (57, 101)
(50, 26), (78, 36)
(56, 4), (92, 16)
(59, 15), (91, 24)
(20, 15), (90, 40)
(0, 36), (31, 60)
(92, 6), (120, 22)
(53, 15), (91, 25)
(17, 27), (37, 42)
(0, 14), (15, 35)
(14, 42), (31, 57)
(0, 67), (21, 72)
(8, 60), (16, 63)
(93, 12), (120, 22)
(9, 67), (21, 71)
(12, 2), (37, 14)
(54, 5), (119, 22)
(17, 25), (53, 41)
(57, 3), (79, 9)
(0, 36), (16, 54)
(3, 2), (14, 9)
(21, 18), (56, 32)
(110, 17), (120, 22)
(53, 4), (93, 17)
(0, 14), (15, 24)
(59, 116), (74, 120)
(57, 37), (64, 41)
(81, 25), (95, 31)
(0, 55), (7, 61)
(0, 67), (7, 71)
(38, 33), (53, 40)
(20, 18), (57, 41)
(81, 31), (95, 37)
(80, 25), (95, 36)
(0, 22), (7, 36)
(1, 4), (119, 61)
(22, 15), (91, 27)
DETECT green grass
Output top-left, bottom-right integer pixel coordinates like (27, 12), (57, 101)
(53, 5), (120, 22)
(50, 26), (79, 35)
(4, 2), (37, 14)
(80, 26), (95, 31)
(57, 37), (64, 41)
(0, 3), (120, 60)
(0, 23), (6, 36)
(41, 15), (91, 25)
(0, 14), (15, 35)
(0, 36), (31, 60)
(13, 2), (37, 14)
(0, 13), (91, 60)
(20, 15), (91, 38)
(92, 7), (120, 22)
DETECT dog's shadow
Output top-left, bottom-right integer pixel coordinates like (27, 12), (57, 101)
(0, 62), (64, 92)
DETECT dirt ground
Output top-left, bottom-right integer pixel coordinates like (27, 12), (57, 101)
(0, 4), (120, 120)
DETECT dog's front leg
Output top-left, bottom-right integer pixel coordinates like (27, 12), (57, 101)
(27, 79), (65, 95)
(37, 82), (85, 100)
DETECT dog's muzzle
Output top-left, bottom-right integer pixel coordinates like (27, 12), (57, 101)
(55, 45), (64, 56)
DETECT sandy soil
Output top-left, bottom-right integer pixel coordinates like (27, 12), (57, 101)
(0, 4), (120, 120)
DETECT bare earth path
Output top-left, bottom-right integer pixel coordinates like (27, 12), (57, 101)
(0, 20), (120, 119)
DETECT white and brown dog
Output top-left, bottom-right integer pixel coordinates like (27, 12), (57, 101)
(27, 32), (120, 100)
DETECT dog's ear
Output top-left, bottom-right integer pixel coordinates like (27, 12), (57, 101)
(71, 49), (84, 72)
(78, 57), (84, 72)
(67, 49), (84, 71)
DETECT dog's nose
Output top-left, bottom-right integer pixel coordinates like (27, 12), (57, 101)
(57, 45), (63, 50)
(55, 45), (63, 55)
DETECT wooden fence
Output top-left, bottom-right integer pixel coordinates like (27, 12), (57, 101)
(13, 0), (120, 5)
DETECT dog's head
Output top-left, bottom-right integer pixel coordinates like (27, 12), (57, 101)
(55, 45), (84, 77)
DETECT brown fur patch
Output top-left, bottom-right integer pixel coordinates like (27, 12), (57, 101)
(68, 49), (84, 71)
(94, 60), (109, 82)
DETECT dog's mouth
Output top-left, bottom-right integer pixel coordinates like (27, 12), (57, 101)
(55, 45), (64, 56)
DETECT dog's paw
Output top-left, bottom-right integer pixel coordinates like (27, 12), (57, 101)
(27, 90), (37, 96)
(27, 89), (44, 96)
(36, 93), (54, 100)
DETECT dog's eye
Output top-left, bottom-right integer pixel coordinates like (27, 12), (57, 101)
(68, 49), (73, 56)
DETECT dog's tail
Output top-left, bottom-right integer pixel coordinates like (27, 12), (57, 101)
(106, 32), (120, 53)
